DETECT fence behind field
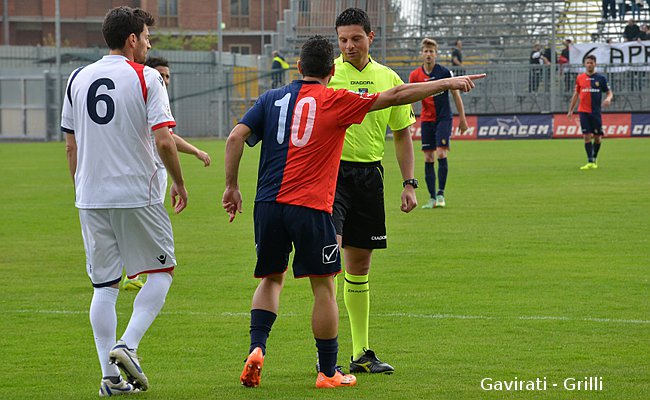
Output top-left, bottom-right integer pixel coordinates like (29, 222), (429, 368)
(1, 46), (649, 140)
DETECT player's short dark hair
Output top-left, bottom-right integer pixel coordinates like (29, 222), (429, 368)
(299, 35), (334, 79)
(102, 6), (155, 50)
(335, 8), (371, 34)
(145, 56), (169, 69)
(585, 54), (597, 63)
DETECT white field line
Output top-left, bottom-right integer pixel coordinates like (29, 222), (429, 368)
(6, 309), (650, 324)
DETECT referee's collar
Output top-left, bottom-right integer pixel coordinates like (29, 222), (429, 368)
(338, 54), (373, 72)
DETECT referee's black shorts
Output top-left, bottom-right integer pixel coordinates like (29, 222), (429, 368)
(332, 160), (387, 249)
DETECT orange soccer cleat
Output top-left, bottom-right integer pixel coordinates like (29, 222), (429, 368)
(240, 347), (264, 388)
(315, 367), (357, 389)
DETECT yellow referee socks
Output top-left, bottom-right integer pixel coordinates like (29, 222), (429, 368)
(343, 272), (370, 360)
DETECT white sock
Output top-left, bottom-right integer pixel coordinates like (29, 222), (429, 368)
(121, 272), (173, 350)
(90, 287), (121, 377)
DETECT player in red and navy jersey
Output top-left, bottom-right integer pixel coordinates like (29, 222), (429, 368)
(568, 54), (613, 170)
(223, 35), (484, 389)
(409, 38), (468, 208)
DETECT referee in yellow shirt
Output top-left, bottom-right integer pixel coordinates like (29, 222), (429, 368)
(328, 7), (417, 374)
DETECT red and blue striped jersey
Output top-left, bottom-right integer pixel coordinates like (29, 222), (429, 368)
(240, 80), (378, 213)
(409, 64), (453, 122)
(575, 73), (610, 114)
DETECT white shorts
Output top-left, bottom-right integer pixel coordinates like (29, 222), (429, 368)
(79, 204), (176, 287)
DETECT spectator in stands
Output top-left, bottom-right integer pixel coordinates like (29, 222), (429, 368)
(638, 24), (649, 40)
(559, 39), (572, 92)
(529, 43), (543, 92)
(540, 44), (553, 92)
(623, 19), (640, 41)
(271, 50), (290, 88)
(560, 39), (571, 63)
(451, 39), (464, 75)
(631, 0), (643, 19)
(646, 0), (650, 19)
(603, 0), (617, 20)
(616, 0), (626, 20)
(636, 24), (649, 91)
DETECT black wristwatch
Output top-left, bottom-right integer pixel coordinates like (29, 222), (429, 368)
(403, 178), (418, 189)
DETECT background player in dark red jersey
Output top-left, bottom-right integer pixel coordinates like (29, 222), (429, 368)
(409, 38), (468, 208)
(567, 55), (613, 170)
(222, 35), (484, 388)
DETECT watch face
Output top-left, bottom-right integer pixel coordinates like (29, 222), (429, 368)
(404, 179), (418, 188)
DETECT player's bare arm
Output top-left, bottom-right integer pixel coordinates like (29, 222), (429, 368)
(369, 74), (485, 112)
(223, 123), (252, 222)
(451, 89), (469, 133)
(155, 126), (187, 214)
(567, 91), (580, 119)
(65, 133), (77, 183)
(603, 90), (613, 107)
(393, 126), (417, 213)
(172, 134), (211, 166)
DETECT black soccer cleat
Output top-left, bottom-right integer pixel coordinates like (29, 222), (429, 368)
(349, 348), (394, 374)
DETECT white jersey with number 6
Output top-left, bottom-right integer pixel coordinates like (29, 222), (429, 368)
(61, 54), (175, 209)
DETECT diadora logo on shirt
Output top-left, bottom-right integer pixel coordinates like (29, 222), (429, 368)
(350, 80), (374, 85)
(322, 244), (339, 264)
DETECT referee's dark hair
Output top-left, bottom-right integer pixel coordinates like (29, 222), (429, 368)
(335, 8), (372, 34)
(145, 56), (169, 69)
(102, 6), (154, 50)
(300, 35), (334, 79)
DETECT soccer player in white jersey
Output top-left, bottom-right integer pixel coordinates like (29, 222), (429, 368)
(61, 6), (187, 396)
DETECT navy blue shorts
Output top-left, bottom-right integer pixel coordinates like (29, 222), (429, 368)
(579, 112), (603, 135)
(253, 202), (341, 278)
(421, 119), (452, 150)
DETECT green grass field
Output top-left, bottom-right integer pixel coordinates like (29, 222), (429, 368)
(1, 138), (648, 399)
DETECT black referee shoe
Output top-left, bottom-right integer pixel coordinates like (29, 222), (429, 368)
(349, 348), (394, 374)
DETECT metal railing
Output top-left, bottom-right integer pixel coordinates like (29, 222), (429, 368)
(1, 61), (648, 140)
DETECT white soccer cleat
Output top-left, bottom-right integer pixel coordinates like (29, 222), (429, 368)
(421, 198), (436, 209)
(435, 194), (446, 208)
(98, 376), (139, 397)
(108, 340), (149, 391)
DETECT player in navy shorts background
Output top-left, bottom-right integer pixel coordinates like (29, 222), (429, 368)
(567, 54), (613, 170)
(409, 38), (469, 208)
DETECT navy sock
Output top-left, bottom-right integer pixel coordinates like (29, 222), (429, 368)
(315, 337), (338, 377)
(424, 162), (436, 198)
(593, 142), (601, 160)
(249, 309), (277, 355)
(585, 142), (594, 162)
(437, 158), (448, 195)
